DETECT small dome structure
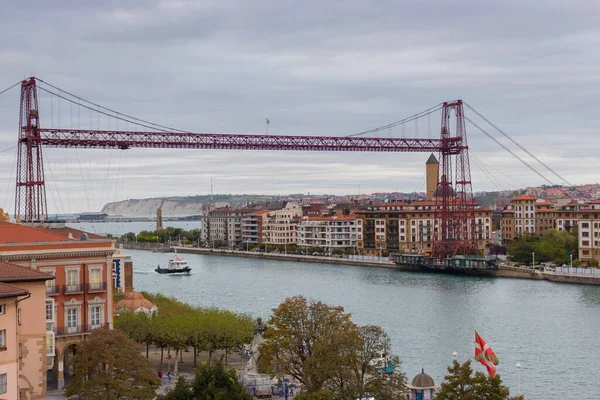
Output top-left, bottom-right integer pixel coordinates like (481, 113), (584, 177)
(433, 175), (456, 199)
(406, 368), (439, 400)
(115, 291), (158, 316)
(411, 369), (435, 388)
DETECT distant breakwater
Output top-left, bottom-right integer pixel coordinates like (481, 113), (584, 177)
(118, 242), (600, 286)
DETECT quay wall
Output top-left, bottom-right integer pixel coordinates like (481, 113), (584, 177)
(118, 242), (600, 285)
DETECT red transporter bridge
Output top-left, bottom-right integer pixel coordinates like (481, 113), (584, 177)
(15, 77), (476, 258)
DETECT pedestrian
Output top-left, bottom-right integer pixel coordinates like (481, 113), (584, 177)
(168, 371), (172, 383)
(158, 370), (163, 380)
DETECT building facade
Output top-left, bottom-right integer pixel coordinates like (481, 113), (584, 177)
(501, 196), (559, 245)
(112, 245), (133, 293)
(0, 262), (53, 400)
(298, 215), (356, 251)
(577, 201), (600, 263)
(241, 210), (269, 245)
(262, 203), (303, 245)
(556, 201), (579, 232)
(355, 201), (492, 256)
(0, 222), (115, 390)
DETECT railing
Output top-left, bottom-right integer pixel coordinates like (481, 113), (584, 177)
(63, 284), (84, 294)
(87, 282), (107, 292)
(45, 285), (59, 295)
(55, 323), (109, 336)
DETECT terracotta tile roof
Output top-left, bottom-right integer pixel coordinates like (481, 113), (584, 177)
(536, 208), (556, 213)
(0, 261), (54, 282)
(502, 209), (514, 214)
(0, 222), (73, 244)
(0, 281), (29, 299)
(587, 200), (600, 204)
(38, 226), (108, 240)
(37, 226), (106, 240)
(512, 195), (537, 201)
(248, 210), (270, 215)
(115, 291), (156, 311)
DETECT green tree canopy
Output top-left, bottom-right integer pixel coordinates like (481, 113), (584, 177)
(258, 296), (406, 399)
(65, 328), (160, 400)
(436, 360), (524, 400)
(161, 362), (251, 400)
(508, 229), (577, 265)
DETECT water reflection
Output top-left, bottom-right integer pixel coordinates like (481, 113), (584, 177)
(128, 249), (600, 400)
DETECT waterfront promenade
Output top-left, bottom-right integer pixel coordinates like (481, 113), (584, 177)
(121, 242), (600, 286)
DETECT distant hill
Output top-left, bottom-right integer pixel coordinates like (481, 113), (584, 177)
(101, 195), (277, 215)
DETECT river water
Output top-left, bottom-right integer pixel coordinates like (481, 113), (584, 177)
(70, 222), (600, 399)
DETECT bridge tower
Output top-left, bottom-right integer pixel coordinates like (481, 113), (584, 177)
(15, 77), (47, 223)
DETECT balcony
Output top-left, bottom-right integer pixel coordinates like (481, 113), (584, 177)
(45, 285), (59, 296)
(55, 323), (109, 336)
(63, 284), (85, 294)
(87, 282), (107, 293)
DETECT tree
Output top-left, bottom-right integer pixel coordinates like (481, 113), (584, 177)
(295, 391), (334, 400)
(162, 362), (251, 400)
(436, 360), (524, 400)
(0, 208), (9, 221)
(65, 328), (160, 400)
(258, 296), (358, 393)
(115, 310), (153, 358)
(325, 325), (406, 400)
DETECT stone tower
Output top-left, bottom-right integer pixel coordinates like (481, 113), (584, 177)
(156, 208), (163, 230)
(426, 154), (439, 201)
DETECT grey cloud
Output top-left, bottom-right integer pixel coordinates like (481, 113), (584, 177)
(0, 0), (599, 212)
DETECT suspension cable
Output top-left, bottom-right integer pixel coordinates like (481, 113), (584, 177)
(465, 102), (572, 186)
(0, 81), (21, 97)
(37, 86), (175, 133)
(465, 116), (554, 185)
(347, 103), (443, 137)
(36, 79), (190, 133)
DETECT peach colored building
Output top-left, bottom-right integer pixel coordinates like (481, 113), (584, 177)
(0, 263), (53, 400)
(0, 222), (115, 390)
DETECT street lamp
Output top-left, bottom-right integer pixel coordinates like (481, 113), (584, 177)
(260, 297), (264, 320)
(516, 363), (521, 395)
(570, 253), (573, 269)
(228, 293), (232, 310)
(452, 351), (458, 361)
(532, 252), (535, 269)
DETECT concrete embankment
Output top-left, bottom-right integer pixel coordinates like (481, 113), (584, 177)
(118, 242), (600, 285)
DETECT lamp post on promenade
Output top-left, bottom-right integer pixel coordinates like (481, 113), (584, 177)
(532, 252), (535, 269)
(228, 293), (232, 310)
(516, 363), (521, 395)
(570, 253), (573, 269)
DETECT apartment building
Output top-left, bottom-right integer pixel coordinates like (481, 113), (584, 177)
(298, 215), (356, 251)
(556, 201), (579, 232)
(262, 203), (303, 245)
(535, 201), (556, 236)
(202, 207), (259, 246)
(241, 210), (269, 245)
(0, 222), (115, 390)
(355, 201), (492, 256)
(577, 200), (600, 263)
(0, 263), (53, 400)
(112, 245), (134, 293)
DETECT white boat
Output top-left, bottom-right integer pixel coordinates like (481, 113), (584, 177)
(155, 256), (191, 274)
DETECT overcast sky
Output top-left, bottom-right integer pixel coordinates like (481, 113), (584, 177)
(0, 0), (599, 213)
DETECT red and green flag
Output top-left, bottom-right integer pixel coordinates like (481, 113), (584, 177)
(474, 330), (499, 376)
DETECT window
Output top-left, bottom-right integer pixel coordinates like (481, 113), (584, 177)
(0, 304), (4, 315)
(0, 373), (6, 394)
(17, 309), (21, 325)
(90, 306), (101, 327)
(18, 343), (22, 359)
(0, 330), (5, 349)
(66, 269), (78, 287)
(67, 308), (78, 333)
(89, 268), (102, 289)
(46, 300), (54, 322)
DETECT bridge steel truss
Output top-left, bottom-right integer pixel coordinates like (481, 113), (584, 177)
(15, 77), (477, 257)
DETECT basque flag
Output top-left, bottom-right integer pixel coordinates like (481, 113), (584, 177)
(474, 330), (499, 377)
